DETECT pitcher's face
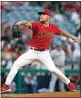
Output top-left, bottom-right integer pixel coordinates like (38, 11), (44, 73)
(40, 13), (50, 22)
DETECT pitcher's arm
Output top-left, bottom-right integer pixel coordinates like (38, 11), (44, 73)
(16, 21), (32, 29)
(60, 29), (78, 42)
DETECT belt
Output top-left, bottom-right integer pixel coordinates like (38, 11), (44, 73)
(30, 47), (47, 51)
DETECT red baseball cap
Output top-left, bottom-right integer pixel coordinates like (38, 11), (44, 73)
(38, 9), (51, 16)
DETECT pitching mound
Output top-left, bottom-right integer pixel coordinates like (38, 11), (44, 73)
(2, 91), (80, 98)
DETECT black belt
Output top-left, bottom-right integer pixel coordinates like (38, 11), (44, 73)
(30, 47), (47, 51)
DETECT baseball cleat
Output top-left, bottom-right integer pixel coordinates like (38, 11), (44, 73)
(68, 82), (77, 92)
(1, 84), (11, 93)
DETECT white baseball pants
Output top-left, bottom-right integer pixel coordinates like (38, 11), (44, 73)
(5, 48), (70, 85)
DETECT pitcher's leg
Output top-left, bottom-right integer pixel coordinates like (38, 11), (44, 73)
(40, 53), (70, 85)
(5, 62), (20, 85)
(46, 60), (76, 91)
(5, 50), (34, 85)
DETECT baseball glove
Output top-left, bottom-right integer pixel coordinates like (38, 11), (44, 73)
(12, 25), (22, 38)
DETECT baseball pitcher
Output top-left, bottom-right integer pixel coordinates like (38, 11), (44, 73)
(1, 9), (78, 93)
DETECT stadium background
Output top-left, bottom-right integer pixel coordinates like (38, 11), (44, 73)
(1, 1), (80, 93)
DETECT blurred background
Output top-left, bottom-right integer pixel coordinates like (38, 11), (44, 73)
(1, 1), (80, 93)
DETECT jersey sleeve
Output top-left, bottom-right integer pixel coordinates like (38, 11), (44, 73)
(32, 22), (38, 32)
(54, 25), (62, 35)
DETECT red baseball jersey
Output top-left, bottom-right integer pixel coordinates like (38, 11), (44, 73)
(30, 22), (61, 49)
